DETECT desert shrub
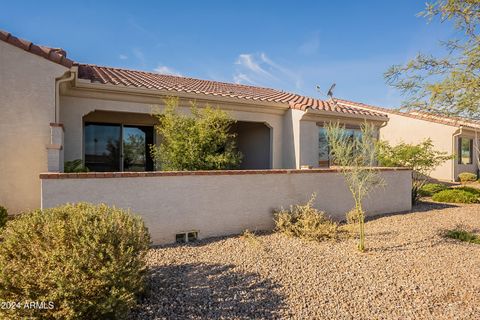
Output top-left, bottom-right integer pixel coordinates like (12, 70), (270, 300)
(418, 183), (448, 197)
(432, 189), (479, 203)
(274, 195), (338, 241)
(445, 228), (480, 245)
(0, 203), (150, 320)
(64, 159), (89, 173)
(458, 172), (477, 184)
(0, 206), (7, 229)
(455, 186), (480, 195)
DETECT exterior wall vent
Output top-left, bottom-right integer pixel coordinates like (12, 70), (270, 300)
(175, 231), (198, 243)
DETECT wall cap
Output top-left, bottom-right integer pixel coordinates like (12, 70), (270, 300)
(40, 167), (411, 179)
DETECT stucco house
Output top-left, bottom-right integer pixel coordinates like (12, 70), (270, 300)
(337, 99), (480, 182)
(0, 30), (419, 244)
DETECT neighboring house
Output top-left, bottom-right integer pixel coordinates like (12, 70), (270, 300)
(0, 30), (389, 213)
(337, 99), (480, 182)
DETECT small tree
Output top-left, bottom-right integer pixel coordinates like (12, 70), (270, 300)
(376, 139), (452, 204)
(325, 122), (384, 252)
(151, 97), (242, 171)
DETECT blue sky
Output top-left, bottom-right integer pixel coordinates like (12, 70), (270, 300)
(1, 1), (454, 107)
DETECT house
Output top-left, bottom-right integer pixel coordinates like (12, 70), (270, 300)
(0, 30), (393, 215)
(336, 99), (480, 182)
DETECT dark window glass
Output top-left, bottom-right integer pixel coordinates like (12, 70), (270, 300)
(85, 123), (121, 171)
(459, 137), (473, 165)
(84, 123), (154, 172)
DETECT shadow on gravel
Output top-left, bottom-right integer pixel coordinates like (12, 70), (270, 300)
(366, 201), (459, 223)
(132, 263), (286, 319)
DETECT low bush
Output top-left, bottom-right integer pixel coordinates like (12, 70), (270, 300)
(0, 206), (7, 229)
(64, 159), (89, 173)
(455, 186), (480, 195)
(418, 183), (448, 197)
(0, 203), (150, 320)
(431, 189), (479, 204)
(274, 194), (338, 241)
(458, 172), (477, 184)
(445, 228), (480, 244)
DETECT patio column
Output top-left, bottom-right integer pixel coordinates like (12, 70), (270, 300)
(46, 123), (64, 172)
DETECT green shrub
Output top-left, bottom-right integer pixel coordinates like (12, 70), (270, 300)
(64, 159), (89, 173)
(0, 206), (7, 229)
(0, 203), (150, 320)
(455, 186), (480, 195)
(274, 195), (338, 241)
(418, 183), (448, 197)
(445, 228), (480, 244)
(432, 189), (479, 203)
(458, 172), (477, 184)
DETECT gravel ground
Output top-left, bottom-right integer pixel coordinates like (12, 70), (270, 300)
(133, 201), (480, 319)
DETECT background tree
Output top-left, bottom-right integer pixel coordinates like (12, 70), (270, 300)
(325, 122), (384, 252)
(151, 97), (242, 171)
(376, 139), (452, 204)
(385, 0), (480, 118)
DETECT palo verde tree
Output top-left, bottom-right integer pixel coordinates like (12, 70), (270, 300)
(151, 97), (242, 171)
(385, 0), (480, 118)
(376, 139), (452, 204)
(324, 122), (384, 252)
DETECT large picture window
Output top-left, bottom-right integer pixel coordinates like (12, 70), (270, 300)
(318, 125), (362, 167)
(458, 137), (473, 165)
(84, 122), (154, 172)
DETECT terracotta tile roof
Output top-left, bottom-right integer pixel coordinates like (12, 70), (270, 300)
(77, 64), (387, 118)
(335, 98), (480, 129)
(0, 29), (386, 119)
(0, 30), (73, 68)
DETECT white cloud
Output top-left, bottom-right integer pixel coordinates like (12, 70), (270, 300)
(154, 65), (182, 76)
(233, 73), (256, 85)
(233, 52), (303, 90)
(235, 54), (274, 79)
(119, 54), (128, 60)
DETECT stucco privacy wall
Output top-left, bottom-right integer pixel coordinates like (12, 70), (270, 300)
(60, 95), (286, 168)
(41, 169), (412, 245)
(379, 112), (458, 181)
(0, 41), (68, 213)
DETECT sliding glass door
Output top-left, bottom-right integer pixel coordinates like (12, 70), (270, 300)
(84, 123), (154, 172)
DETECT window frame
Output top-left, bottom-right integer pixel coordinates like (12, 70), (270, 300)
(458, 137), (473, 165)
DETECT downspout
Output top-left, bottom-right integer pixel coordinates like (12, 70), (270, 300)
(55, 71), (75, 123)
(452, 126), (463, 182)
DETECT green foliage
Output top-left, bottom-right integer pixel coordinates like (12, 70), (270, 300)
(385, 0), (480, 118)
(64, 159), (89, 173)
(151, 97), (242, 171)
(445, 228), (480, 244)
(458, 172), (477, 184)
(418, 183), (448, 197)
(325, 122), (384, 252)
(432, 188), (479, 203)
(456, 186), (480, 195)
(274, 194), (338, 241)
(0, 206), (7, 229)
(376, 139), (452, 203)
(0, 203), (150, 320)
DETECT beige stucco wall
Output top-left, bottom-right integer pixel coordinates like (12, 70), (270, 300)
(60, 94), (286, 168)
(0, 41), (68, 213)
(41, 169), (412, 245)
(378, 113), (458, 181)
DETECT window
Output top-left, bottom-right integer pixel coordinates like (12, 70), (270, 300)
(84, 122), (154, 172)
(318, 125), (362, 167)
(458, 137), (473, 165)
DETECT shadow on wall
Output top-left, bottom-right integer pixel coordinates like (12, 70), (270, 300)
(132, 263), (286, 319)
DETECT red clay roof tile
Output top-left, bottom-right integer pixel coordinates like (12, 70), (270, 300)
(77, 64), (387, 118)
(0, 29), (73, 68)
